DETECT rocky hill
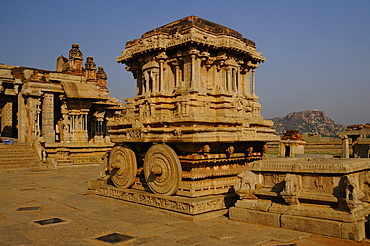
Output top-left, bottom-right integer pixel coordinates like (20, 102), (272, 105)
(269, 110), (346, 137)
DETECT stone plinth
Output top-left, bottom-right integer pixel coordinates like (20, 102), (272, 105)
(96, 185), (237, 216)
(229, 158), (370, 241)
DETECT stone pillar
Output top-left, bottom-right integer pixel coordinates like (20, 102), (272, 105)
(42, 93), (55, 143)
(232, 68), (237, 92)
(26, 97), (41, 141)
(226, 68), (230, 92)
(244, 69), (251, 96)
(183, 57), (192, 88)
(1, 102), (13, 137)
(189, 48), (200, 90)
(159, 60), (164, 92)
(342, 136), (350, 158)
(191, 54), (196, 88)
(236, 67), (241, 94)
(18, 93), (27, 142)
(175, 65), (180, 87)
(251, 69), (256, 95)
(144, 72), (149, 94)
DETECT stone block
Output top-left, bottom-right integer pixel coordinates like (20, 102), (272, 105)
(341, 220), (366, 241)
(229, 207), (280, 227)
(255, 200), (272, 211)
(88, 179), (104, 190)
(281, 214), (341, 238)
(235, 199), (258, 209)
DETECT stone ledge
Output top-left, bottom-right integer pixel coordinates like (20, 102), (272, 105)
(229, 207), (280, 227)
(229, 206), (367, 241)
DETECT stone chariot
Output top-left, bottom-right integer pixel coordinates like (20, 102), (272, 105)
(105, 16), (278, 198)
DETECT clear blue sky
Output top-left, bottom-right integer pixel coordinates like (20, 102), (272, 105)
(1, 0), (369, 126)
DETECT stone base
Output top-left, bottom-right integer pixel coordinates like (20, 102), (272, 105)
(229, 206), (367, 241)
(96, 184), (237, 217)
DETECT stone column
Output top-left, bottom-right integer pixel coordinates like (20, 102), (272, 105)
(189, 48), (200, 90)
(1, 102), (13, 137)
(175, 65), (180, 87)
(26, 97), (41, 141)
(251, 69), (256, 95)
(244, 69), (251, 96)
(18, 93), (27, 142)
(342, 136), (350, 158)
(191, 54), (196, 88)
(225, 68), (230, 92)
(232, 68), (237, 92)
(42, 93), (55, 143)
(236, 67), (240, 94)
(183, 57), (192, 88)
(159, 61), (164, 92)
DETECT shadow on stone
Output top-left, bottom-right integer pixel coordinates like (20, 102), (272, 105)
(34, 218), (65, 226)
(95, 233), (136, 244)
(16, 206), (41, 211)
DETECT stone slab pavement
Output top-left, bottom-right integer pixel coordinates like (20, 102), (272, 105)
(1, 164), (370, 246)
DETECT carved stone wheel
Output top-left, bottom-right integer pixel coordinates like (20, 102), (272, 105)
(108, 146), (137, 188)
(144, 144), (182, 196)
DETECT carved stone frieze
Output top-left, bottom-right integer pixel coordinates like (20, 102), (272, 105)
(96, 186), (235, 215)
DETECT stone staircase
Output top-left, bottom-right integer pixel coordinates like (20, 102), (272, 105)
(0, 142), (47, 172)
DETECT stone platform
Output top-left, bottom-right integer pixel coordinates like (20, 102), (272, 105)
(95, 184), (237, 218)
(229, 201), (369, 241)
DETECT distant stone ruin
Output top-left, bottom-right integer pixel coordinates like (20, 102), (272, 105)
(0, 44), (122, 166)
(339, 124), (370, 158)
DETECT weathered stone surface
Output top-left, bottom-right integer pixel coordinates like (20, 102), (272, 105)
(281, 215), (341, 238)
(229, 207), (280, 227)
(341, 220), (366, 241)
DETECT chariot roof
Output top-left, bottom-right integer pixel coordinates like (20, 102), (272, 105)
(117, 15), (265, 63)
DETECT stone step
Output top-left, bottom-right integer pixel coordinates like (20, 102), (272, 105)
(0, 143), (46, 172)
(1, 160), (39, 164)
(0, 154), (40, 158)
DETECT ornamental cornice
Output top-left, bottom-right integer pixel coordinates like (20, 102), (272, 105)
(49, 73), (87, 83)
(26, 82), (64, 93)
(117, 28), (266, 63)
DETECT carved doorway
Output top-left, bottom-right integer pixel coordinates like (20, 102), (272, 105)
(285, 146), (291, 157)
